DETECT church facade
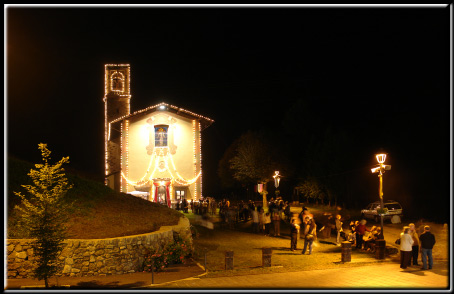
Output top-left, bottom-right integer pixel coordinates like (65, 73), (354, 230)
(103, 64), (214, 207)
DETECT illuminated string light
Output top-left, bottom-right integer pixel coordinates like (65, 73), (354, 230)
(169, 179), (174, 202)
(125, 120), (130, 191)
(110, 102), (214, 126)
(193, 120), (197, 200)
(104, 64), (131, 97)
(199, 121), (203, 198)
(121, 149), (202, 187)
(103, 64), (131, 185)
(110, 71), (125, 93)
(168, 152), (201, 184)
(104, 65), (213, 201)
(120, 121), (124, 192)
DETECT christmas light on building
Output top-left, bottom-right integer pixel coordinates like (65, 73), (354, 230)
(103, 64), (213, 207)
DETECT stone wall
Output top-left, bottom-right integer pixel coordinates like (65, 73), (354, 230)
(7, 216), (191, 279)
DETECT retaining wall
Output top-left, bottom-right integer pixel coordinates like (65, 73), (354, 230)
(7, 216), (191, 279)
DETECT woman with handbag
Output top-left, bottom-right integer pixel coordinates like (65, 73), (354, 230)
(302, 216), (317, 255)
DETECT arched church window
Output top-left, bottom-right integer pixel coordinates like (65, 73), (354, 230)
(111, 72), (124, 92)
(154, 125), (168, 147)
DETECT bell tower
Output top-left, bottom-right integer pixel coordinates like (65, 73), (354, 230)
(104, 64), (131, 189)
(104, 64), (131, 121)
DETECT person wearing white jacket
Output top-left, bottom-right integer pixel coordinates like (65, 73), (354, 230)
(400, 226), (414, 269)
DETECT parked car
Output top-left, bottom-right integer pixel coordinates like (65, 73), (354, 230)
(361, 200), (403, 223)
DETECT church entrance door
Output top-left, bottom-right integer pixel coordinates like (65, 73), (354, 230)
(157, 186), (167, 205)
(152, 180), (171, 208)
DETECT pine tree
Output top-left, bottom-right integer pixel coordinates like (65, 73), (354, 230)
(14, 143), (73, 288)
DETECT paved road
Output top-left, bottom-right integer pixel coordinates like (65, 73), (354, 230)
(152, 261), (450, 290)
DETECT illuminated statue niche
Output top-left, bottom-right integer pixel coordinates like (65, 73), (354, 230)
(146, 115), (177, 155)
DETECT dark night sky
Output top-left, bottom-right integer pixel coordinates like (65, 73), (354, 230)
(5, 5), (452, 218)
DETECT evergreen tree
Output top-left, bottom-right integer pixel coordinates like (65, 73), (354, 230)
(14, 143), (73, 288)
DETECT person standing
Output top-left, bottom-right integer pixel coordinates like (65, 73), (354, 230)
(290, 218), (300, 251)
(258, 208), (265, 234)
(299, 207), (313, 222)
(302, 217), (317, 255)
(409, 223), (420, 266)
(264, 212), (272, 236)
(347, 221), (357, 246)
(279, 200), (285, 220)
(243, 201), (249, 221)
(251, 208), (259, 234)
(210, 198), (216, 215)
(248, 200), (255, 214)
(299, 207), (313, 238)
(273, 209), (281, 236)
(284, 202), (291, 222)
(400, 226), (414, 269)
(419, 225), (436, 270)
(335, 214), (343, 245)
(355, 219), (371, 250)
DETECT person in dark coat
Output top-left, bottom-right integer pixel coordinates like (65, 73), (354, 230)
(290, 218), (300, 251)
(419, 225), (436, 270)
(299, 207), (313, 238)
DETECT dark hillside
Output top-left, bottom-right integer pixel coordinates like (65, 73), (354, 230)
(7, 156), (182, 239)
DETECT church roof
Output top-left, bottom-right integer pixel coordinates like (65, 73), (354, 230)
(110, 102), (214, 130)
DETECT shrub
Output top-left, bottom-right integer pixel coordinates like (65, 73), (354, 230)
(164, 236), (192, 264)
(142, 251), (169, 273)
(141, 236), (192, 272)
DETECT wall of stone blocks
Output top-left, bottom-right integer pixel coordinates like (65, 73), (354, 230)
(7, 216), (191, 279)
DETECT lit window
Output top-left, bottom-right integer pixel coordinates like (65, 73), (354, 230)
(176, 189), (186, 200)
(154, 125), (168, 147)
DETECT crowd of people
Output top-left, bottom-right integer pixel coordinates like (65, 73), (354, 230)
(177, 197), (438, 269)
(399, 223), (436, 270)
(342, 218), (437, 271)
(176, 197), (218, 215)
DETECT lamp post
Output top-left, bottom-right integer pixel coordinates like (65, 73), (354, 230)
(371, 153), (391, 239)
(273, 171), (281, 197)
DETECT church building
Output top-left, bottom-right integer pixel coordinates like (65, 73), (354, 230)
(103, 64), (214, 207)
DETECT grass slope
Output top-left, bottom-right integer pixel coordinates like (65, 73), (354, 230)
(7, 156), (182, 239)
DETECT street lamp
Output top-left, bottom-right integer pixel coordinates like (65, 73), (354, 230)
(371, 153), (391, 239)
(273, 171), (281, 187)
(273, 171), (281, 197)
